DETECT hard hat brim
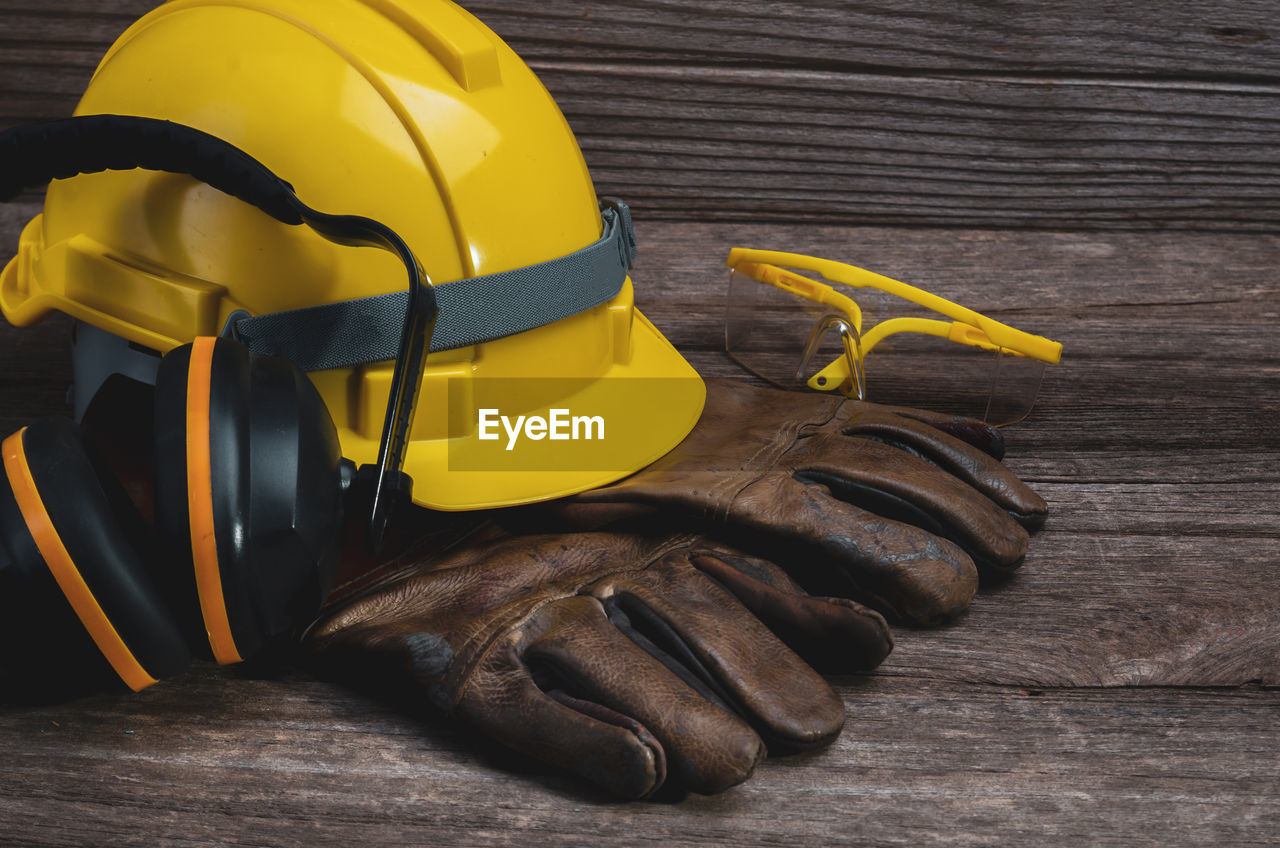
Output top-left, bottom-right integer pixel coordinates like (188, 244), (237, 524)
(376, 307), (705, 511)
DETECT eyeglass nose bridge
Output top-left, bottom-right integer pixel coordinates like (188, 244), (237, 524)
(797, 313), (865, 400)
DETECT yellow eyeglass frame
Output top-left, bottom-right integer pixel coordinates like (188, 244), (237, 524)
(725, 248), (1063, 398)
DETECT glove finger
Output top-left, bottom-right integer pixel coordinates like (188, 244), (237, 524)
(520, 595), (765, 796)
(731, 474), (978, 625)
(456, 634), (669, 799)
(685, 548), (893, 672)
(306, 611), (668, 799)
(586, 551), (849, 753)
(788, 433), (1030, 571)
(876, 404), (1007, 460)
(840, 405), (1047, 528)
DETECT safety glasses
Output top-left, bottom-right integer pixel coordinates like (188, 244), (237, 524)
(724, 248), (1063, 426)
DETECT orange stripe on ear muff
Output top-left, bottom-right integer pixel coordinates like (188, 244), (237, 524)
(2, 429), (160, 692)
(185, 337), (243, 665)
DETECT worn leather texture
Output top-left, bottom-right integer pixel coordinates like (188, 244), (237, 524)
(307, 379), (1048, 798)
(555, 379), (1048, 624)
(307, 529), (889, 799)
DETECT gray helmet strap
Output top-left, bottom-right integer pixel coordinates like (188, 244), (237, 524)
(69, 198), (637, 421)
(229, 198), (636, 372)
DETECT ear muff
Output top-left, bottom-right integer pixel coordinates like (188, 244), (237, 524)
(1, 115), (433, 543)
(154, 337), (344, 666)
(0, 115), (417, 700)
(0, 420), (191, 692)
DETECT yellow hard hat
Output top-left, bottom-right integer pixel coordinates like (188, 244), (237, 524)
(0, 0), (704, 510)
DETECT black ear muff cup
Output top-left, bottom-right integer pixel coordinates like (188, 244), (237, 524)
(236, 348), (345, 649)
(155, 338), (235, 662)
(155, 337), (343, 666)
(0, 466), (116, 700)
(0, 420), (190, 692)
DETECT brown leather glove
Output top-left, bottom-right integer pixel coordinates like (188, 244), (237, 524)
(546, 379), (1048, 625)
(306, 528), (891, 799)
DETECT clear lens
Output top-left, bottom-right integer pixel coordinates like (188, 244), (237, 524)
(726, 269), (846, 389)
(726, 264), (1046, 425)
(861, 329), (1044, 425)
(985, 350), (1046, 426)
(862, 331), (998, 419)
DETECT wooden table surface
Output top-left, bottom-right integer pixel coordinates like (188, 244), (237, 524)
(1, 2), (1277, 846)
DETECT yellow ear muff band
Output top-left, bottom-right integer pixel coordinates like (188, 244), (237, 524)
(2, 428), (159, 692)
(186, 337), (243, 665)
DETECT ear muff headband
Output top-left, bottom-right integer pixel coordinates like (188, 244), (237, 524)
(0, 114), (437, 550)
(1, 429), (158, 691)
(185, 337), (242, 665)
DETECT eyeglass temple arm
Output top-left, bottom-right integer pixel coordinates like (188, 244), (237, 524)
(730, 259), (864, 332)
(862, 317), (1007, 356)
(728, 248), (1062, 365)
(807, 316), (1047, 398)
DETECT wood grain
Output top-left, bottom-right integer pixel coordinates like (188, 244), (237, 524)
(1, 672), (1276, 847)
(1, 222), (1278, 844)
(2, 2), (1279, 229)
(469, 1), (1280, 76)
(1, 4), (1279, 845)
(6, 0), (1280, 77)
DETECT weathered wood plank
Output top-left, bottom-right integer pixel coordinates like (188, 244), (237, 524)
(1, 5), (1277, 843)
(5, 0), (1280, 77)
(626, 218), (1280, 306)
(1, 673), (1276, 846)
(891, 529), (1280, 687)
(544, 63), (1280, 229)
(3, 4), (1280, 229)
(0, 129), (1274, 845)
(470, 0), (1280, 78)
